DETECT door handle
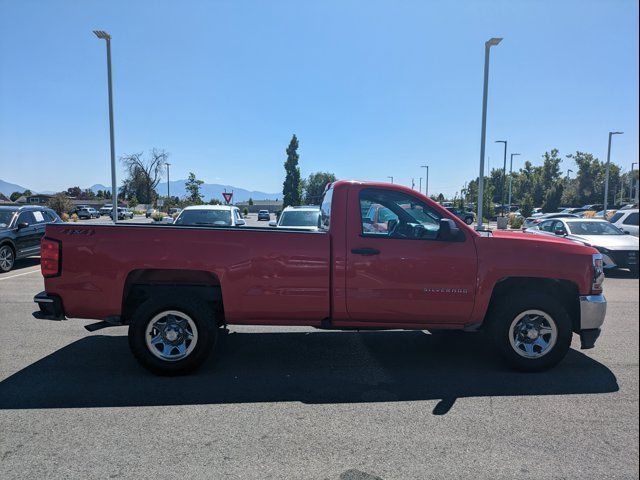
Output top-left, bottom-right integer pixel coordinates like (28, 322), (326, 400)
(351, 247), (380, 256)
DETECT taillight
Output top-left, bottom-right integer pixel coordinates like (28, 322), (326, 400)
(41, 238), (61, 277)
(591, 253), (604, 293)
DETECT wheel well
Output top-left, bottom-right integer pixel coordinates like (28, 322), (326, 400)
(0, 240), (15, 253)
(121, 269), (224, 325)
(487, 277), (581, 332)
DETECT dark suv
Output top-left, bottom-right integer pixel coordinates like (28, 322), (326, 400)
(445, 207), (476, 225)
(0, 206), (62, 272)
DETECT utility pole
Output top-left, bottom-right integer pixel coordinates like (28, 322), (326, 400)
(387, 176), (394, 184)
(419, 177), (423, 194)
(508, 152), (520, 208)
(476, 37), (503, 229)
(421, 165), (429, 197)
(166, 162), (171, 208)
(495, 140), (507, 215)
(93, 30), (118, 223)
(604, 131), (623, 213)
(632, 162), (638, 204)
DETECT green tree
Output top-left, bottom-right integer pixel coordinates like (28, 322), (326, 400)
(248, 198), (254, 206)
(208, 198), (222, 205)
(541, 183), (564, 213)
(282, 134), (302, 208)
(48, 193), (74, 215)
(9, 191), (23, 202)
(185, 172), (204, 204)
(303, 171), (336, 204)
(120, 149), (167, 204)
(520, 194), (534, 218)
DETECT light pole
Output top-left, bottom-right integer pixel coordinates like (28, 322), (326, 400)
(495, 140), (507, 215)
(93, 30), (118, 223)
(604, 131), (623, 213)
(387, 176), (394, 184)
(631, 162), (638, 204)
(477, 37), (502, 229)
(566, 168), (573, 179)
(507, 152), (520, 208)
(166, 162), (171, 209)
(421, 165), (429, 197)
(418, 177), (423, 193)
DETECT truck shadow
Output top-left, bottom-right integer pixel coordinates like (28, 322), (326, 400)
(0, 330), (618, 414)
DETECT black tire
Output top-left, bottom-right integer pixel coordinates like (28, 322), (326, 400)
(128, 294), (217, 376)
(464, 216), (474, 225)
(0, 244), (15, 273)
(487, 291), (572, 372)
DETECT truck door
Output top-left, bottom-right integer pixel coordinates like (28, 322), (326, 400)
(345, 186), (478, 325)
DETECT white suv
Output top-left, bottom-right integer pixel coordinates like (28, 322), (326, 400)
(610, 209), (639, 237)
(270, 206), (320, 230)
(173, 205), (245, 227)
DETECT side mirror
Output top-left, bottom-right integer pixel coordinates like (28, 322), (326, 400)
(268, 220), (277, 227)
(438, 218), (460, 241)
(554, 229), (566, 236)
(236, 219), (246, 226)
(17, 222), (29, 229)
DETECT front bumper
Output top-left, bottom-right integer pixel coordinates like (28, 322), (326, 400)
(33, 291), (66, 320)
(578, 294), (607, 349)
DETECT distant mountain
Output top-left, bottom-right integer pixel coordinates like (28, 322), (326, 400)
(2, 178), (280, 203)
(0, 179), (29, 197)
(165, 180), (280, 202)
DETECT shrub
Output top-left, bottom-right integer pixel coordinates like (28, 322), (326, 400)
(509, 215), (524, 230)
(582, 211), (596, 218)
(70, 213), (79, 222)
(152, 212), (165, 222)
(243, 207), (249, 217)
(61, 213), (70, 222)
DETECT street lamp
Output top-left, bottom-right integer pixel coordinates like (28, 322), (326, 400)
(507, 152), (520, 208)
(477, 37), (502, 229)
(495, 140), (507, 215)
(566, 168), (573, 179)
(166, 162), (171, 208)
(631, 162), (638, 204)
(387, 176), (394, 184)
(421, 165), (429, 197)
(604, 131), (623, 213)
(418, 177), (423, 193)
(93, 30), (118, 223)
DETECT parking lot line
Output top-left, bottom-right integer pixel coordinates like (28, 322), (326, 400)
(0, 268), (41, 281)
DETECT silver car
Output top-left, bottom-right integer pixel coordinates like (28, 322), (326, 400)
(526, 218), (639, 274)
(523, 212), (578, 229)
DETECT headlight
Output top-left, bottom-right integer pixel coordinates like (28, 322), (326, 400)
(592, 253), (605, 293)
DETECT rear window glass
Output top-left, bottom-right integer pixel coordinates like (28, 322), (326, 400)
(174, 210), (232, 226)
(319, 187), (333, 231)
(279, 210), (320, 227)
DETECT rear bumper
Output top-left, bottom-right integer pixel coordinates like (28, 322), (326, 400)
(33, 291), (66, 320)
(578, 294), (606, 349)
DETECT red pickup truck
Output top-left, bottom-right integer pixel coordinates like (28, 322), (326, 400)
(34, 181), (607, 375)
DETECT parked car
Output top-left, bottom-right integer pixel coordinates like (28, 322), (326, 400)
(0, 206), (62, 272)
(445, 207), (475, 225)
(609, 209), (639, 237)
(526, 217), (638, 274)
(172, 205), (245, 227)
(35, 180), (607, 375)
(257, 210), (271, 221)
(76, 207), (100, 219)
(169, 208), (183, 215)
(146, 208), (157, 218)
(269, 206), (320, 229)
(523, 213), (579, 230)
(70, 204), (91, 215)
(99, 205), (113, 216)
(117, 208), (134, 220)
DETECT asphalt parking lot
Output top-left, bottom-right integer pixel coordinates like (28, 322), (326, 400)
(0, 262), (637, 479)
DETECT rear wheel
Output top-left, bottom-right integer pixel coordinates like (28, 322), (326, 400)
(0, 244), (15, 273)
(488, 292), (572, 371)
(128, 295), (217, 375)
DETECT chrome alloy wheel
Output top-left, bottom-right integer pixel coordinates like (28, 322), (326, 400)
(0, 246), (14, 272)
(145, 310), (198, 362)
(508, 309), (558, 359)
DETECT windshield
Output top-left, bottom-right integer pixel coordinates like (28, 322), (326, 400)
(0, 211), (16, 229)
(174, 209), (232, 226)
(567, 221), (624, 236)
(279, 210), (320, 227)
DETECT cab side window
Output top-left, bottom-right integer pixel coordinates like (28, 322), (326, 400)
(359, 188), (442, 240)
(539, 220), (554, 232)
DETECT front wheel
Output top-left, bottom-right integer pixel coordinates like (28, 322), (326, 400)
(0, 245), (15, 272)
(488, 292), (572, 371)
(128, 295), (217, 375)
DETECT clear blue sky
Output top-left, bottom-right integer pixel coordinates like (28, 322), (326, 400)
(0, 0), (638, 197)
